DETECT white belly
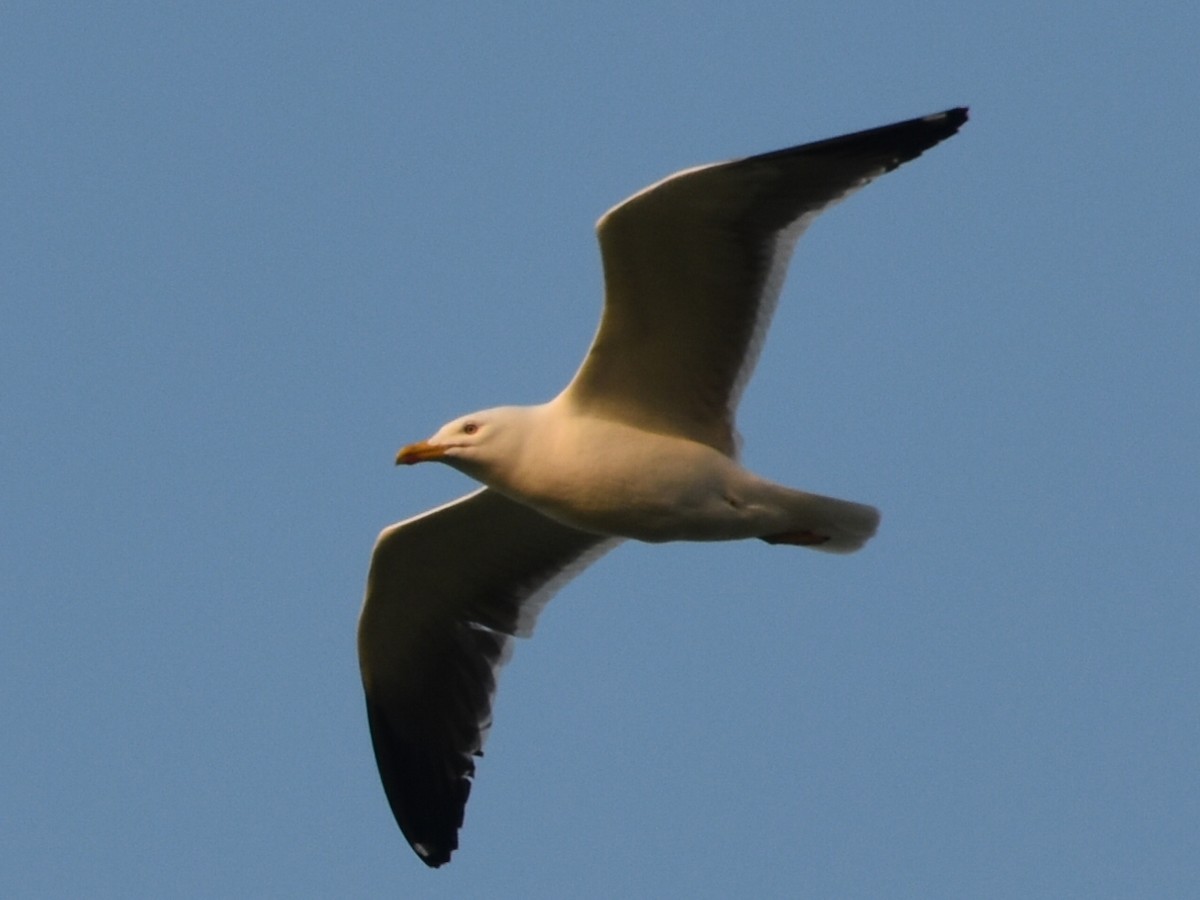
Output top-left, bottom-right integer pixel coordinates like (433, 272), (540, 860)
(498, 421), (760, 542)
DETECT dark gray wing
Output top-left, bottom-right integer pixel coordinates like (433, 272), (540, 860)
(358, 487), (617, 867)
(562, 107), (968, 455)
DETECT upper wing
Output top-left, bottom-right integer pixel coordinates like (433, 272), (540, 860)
(561, 107), (968, 455)
(357, 487), (617, 867)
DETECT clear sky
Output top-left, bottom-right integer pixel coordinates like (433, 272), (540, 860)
(3, 2), (1197, 898)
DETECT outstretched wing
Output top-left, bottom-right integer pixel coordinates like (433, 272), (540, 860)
(561, 107), (968, 454)
(358, 487), (617, 867)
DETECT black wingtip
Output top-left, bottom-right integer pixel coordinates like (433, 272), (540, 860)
(870, 105), (969, 155)
(909, 106), (969, 153)
(413, 841), (453, 868)
(935, 106), (969, 132)
(744, 105), (969, 170)
(362, 693), (472, 869)
(841, 104), (969, 169)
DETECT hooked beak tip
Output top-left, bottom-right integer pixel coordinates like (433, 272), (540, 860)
(396, 441), (443, 465)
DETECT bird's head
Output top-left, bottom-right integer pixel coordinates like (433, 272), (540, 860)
(396, 407), (528, 478)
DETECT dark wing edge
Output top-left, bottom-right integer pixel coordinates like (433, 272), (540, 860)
(720, 106), (969, 413)
(358, 488), (618, 867)
(744, 107), (968, 171)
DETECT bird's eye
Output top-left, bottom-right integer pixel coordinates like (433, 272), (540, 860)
(462, 422), (478, 435)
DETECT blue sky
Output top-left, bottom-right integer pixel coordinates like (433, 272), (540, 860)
(3, 2), (1197, 897)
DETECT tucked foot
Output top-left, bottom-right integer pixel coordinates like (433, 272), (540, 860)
(761, 530), (831, 547)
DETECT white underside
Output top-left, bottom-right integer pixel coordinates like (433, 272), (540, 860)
(466, 402), (879, 552)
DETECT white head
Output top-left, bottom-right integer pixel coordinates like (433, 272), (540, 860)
(395, 406), (532, 480)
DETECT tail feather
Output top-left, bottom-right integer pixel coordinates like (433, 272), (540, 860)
(760, 491), (880, 553)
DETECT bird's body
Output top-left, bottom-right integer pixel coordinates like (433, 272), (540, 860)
(482, 403), (738, 542)
(360, 107), (968, 867)
(417, 398), (879, 547)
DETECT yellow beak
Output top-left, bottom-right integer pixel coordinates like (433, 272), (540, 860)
(395, 441), (446, 465)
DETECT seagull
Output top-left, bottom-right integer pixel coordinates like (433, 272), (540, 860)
(359, 107), (968, 867)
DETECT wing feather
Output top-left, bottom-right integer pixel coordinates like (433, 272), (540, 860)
(358, 488), (617, 867)
(562, 107), (968, 454)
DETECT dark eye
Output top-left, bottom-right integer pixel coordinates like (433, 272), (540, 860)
(462, 422), (478, 435)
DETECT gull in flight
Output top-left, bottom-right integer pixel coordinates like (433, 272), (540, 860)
(359, 107), (968, 866)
